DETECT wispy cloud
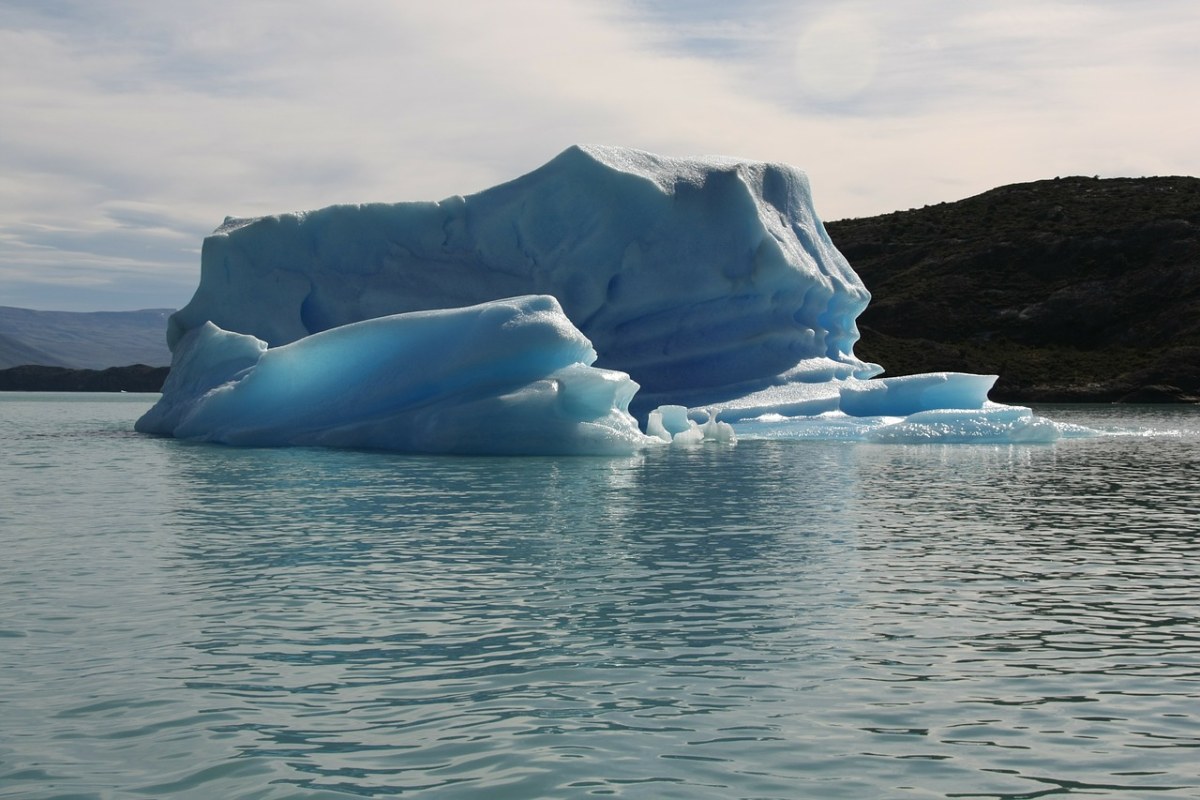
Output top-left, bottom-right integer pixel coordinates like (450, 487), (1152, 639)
(1, 0), (1197, 309)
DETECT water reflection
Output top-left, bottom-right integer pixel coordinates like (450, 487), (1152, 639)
(4, 396), (1198, 799)
(155, 442), (876, 797)
(148, 427), (1200, 798)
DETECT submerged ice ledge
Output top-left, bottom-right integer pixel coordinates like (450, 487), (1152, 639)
(139, 145), (1085, 455)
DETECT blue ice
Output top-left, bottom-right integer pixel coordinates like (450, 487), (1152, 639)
(138, 146), (1083, 454)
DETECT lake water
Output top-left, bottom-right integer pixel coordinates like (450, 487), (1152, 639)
(1, 393), (1198, 799)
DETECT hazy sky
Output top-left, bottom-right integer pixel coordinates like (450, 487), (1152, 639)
(3, 0), (1198, 311)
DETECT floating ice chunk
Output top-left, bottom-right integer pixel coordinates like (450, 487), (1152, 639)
(647, 405), (737, 446)
(698, 409), (737, 445)
(727, 403), (1097, 444)
(680, 372), (1070, 444)
(839, 373), (997, 417)
(647, 404), (692, 441)
(731, 411), (902, 441)
(866, 406), (1063, 443)
(137, 296), (658, 456)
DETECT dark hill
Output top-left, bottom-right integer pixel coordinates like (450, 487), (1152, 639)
(0, 364), (169, 392)
(826, 176), (1200, 403)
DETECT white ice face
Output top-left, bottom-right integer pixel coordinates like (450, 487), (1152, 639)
(142, 146), (1087, 454)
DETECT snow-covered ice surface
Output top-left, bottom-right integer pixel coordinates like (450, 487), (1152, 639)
(140, 146), (1089, 454)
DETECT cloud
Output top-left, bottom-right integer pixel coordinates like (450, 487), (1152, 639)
(793, 8), (883, 104)
(1, 0), (1198, 310)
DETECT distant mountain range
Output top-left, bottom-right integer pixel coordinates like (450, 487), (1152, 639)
(3, 175), (1198, 401)
(0, 306), (173, 370)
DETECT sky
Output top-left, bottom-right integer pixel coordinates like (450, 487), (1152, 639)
(2, 0), (1198, 311)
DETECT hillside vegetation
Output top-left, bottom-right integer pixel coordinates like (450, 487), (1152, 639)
(826, 176), (1200, 402)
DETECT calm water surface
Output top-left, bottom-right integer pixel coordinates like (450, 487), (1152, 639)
(1, 394), (1198, 799)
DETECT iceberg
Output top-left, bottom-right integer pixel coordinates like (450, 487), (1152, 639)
(138, 295), (662, 455)
(139, 145), (1077, 454)
(166, 145), (875, 412)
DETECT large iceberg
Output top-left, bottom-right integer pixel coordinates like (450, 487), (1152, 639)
(139, 145), (1075, 454)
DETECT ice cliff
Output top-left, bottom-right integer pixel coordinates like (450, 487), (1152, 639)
(139, 145), (1075, 454)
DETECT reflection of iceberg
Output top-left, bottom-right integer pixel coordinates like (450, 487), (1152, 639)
(139, 145), (1078, 454)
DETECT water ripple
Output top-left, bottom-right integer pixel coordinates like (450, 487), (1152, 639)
(2, 398), (1199, 798)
